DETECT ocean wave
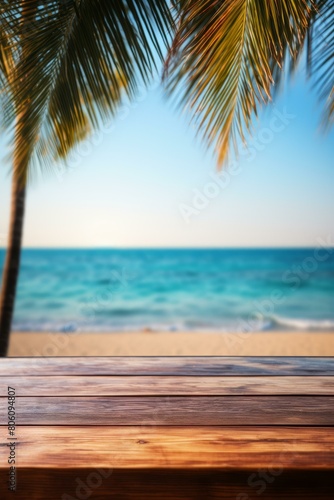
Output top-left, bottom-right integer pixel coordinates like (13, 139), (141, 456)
(270, 316), (334, 331)
(12, 315), (334, 333)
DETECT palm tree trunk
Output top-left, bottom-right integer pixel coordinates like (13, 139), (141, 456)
(0, 169), (26, 356)
(0, 1), (34, 356)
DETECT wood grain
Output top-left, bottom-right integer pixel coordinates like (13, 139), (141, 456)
(1, 356), (334, 376)
(1, 396), (334, 425)
(1, 426), (333, 469)
(1, 357), (333, 500)
(0, 469), (333, 500)
(1, 375), (334, 395)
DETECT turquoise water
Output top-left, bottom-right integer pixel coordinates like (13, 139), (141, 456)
(0, 248), (333, 332)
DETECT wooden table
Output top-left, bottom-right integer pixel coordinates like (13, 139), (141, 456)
(1, 356), (334, 499)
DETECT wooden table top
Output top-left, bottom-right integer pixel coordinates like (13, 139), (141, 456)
(1, 356), (333, 499)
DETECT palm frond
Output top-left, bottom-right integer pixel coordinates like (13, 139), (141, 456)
(307, 0), (334, 127)
(0, 2), (16, 118)
(0, 24), (11, 86)
(165, 0), (314, 166)
(1, 0), (172, 180)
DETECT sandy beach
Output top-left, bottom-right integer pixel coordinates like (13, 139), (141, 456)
(8, 330), (334, 356)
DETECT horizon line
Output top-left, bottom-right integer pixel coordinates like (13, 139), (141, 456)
(1, 245), (333, 251)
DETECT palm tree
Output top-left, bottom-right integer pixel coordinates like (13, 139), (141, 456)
(0, 0), (172, 355)
(0, 0), (33, 354)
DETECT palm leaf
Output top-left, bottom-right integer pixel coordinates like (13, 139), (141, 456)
(0, 2), (16, 118)
(0, 0), (172, 180)
(307, 0), (334, 127)
(164, 0), (314, 166)
(0, 23), (11, 86)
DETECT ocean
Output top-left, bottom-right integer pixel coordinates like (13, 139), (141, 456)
(0, 248), (333, 332)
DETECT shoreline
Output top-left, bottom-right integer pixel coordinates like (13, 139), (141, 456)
(8, 330), (334, 356)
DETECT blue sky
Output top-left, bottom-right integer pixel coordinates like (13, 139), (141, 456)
(0, 63), (333, 248)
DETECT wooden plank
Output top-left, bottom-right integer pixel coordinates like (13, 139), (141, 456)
(1, 469), (333, 500)
(1, 356), (334, 376)
(1, 375), (334, 396)
(1, 396), (333, 425)
(1, 426), (333, 470)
